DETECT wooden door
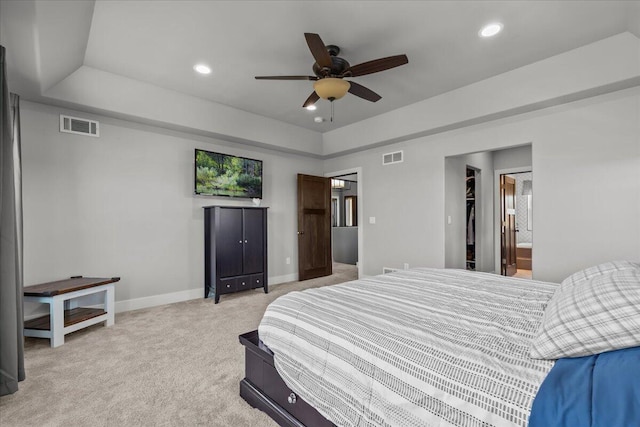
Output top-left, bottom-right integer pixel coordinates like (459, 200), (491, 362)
(297, 174), (332, 281)
(501, 175), (517, 276)
(217, 208), (244, 277)
(242, 208), (265, 274)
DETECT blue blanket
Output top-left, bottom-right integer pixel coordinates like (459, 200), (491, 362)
(529, 346), (640, 427)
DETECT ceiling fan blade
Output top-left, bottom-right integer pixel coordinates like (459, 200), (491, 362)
(347, 81), (382, 102)
(304, 33), (332, 69)
(345, 54), (408, 77)
(255, 75), (318, 80)
(302, 91), (320, 108)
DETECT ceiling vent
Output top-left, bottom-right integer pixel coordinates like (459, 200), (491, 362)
(60, 115), (99, 137)
(382, 150), (403, 165)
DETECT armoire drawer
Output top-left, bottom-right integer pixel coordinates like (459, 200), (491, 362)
(250, 274), (264, 289)
(237, 276), (251, 291)
(218, 278), (237, 294)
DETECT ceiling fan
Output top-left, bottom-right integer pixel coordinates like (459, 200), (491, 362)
(255, 33), (409, 112)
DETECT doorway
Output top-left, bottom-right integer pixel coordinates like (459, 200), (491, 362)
(326, 167), (363, 279)
(445, 144), (532, 275)
(496, 170), (533, 279)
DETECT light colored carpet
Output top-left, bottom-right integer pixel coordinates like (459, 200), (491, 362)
(0, 263), (358, 427)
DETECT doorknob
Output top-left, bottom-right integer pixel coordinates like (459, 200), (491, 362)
(297, 231), (305, 235)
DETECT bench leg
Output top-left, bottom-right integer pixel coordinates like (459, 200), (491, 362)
(51, 297), (65, 348)
(105, 285), (115, 327)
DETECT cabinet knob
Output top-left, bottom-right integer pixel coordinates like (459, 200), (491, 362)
(241, 282), (245, 285)
(287, 393), (297, 404)
(256, 280), (260, 283)
(226, 284), (230, 288)
(239, 240), (242, 244)
(244, 240), (248, 243)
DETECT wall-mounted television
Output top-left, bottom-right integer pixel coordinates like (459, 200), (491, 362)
(194, 149), (263, 198)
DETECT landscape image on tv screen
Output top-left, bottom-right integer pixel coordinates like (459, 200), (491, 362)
(195, 149), (263, 198)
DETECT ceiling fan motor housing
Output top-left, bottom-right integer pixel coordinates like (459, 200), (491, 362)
(312, 45), (350, 77)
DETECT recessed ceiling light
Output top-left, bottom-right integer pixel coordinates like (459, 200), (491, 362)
(479, 23), (503, 38)
(306, 105), (317, 111)
(314, 116), (324, 123)
(193, 64), (211, 74)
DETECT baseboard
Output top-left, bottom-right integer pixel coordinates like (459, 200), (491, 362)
(24, 272), (301, 320)
(114, 273), (299, 312)
(269, 273), (298, 285)
(115, 287), (204, 313)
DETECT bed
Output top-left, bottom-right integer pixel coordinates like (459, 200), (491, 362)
(240, 264), (640, 427)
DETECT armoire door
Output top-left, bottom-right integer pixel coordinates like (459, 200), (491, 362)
(242, 209), (264, 274)
(217, 208), (244, 277)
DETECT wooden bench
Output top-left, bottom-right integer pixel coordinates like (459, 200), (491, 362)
(24, 276), (120, 348)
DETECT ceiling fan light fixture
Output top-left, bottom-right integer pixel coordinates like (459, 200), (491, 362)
(313, 78), (350, 100)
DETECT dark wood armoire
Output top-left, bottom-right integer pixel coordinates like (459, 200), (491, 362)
(204, 206), (268, 303)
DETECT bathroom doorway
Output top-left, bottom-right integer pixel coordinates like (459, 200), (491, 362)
(498, 171), (533, 279)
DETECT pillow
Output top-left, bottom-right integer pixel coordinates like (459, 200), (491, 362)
(530, 268), (640, 359)
(560, 260), (640, 290)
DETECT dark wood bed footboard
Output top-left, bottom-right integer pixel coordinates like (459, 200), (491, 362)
(239, 330), (335, 427)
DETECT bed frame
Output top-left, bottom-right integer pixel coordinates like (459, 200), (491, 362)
(239, 330), (334, 427)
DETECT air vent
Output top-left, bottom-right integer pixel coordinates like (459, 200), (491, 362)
(382, 150), (403, 165)
(382, 267), (399, 274)
(60, 115), (99, 137)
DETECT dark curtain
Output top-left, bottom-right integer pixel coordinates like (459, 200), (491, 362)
(0, 45), (25, 396)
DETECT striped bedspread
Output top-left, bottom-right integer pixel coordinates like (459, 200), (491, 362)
(258, 268), (558, 427)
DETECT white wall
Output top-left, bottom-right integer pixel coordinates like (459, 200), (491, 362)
(20, 101), (323, 312)
(324, 87), (640, 282)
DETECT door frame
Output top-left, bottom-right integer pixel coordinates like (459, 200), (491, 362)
(325, 167), (363, 279)
(494, 166), (532, 274)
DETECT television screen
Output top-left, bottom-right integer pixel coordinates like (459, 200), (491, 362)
(194, 149), (263, 198)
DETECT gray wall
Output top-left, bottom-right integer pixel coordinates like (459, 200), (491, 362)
(444, 156), (466, 269)
(493, 145), (532, 171)
(20, 101), (323, 312)
(444, 151), (494, 272)
(19, 88), (640, 315)
(332, 227), (358, 265)
(324, 88), (640, 282)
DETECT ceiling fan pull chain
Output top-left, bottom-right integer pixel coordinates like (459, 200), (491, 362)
(331, 100), (334, 122)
